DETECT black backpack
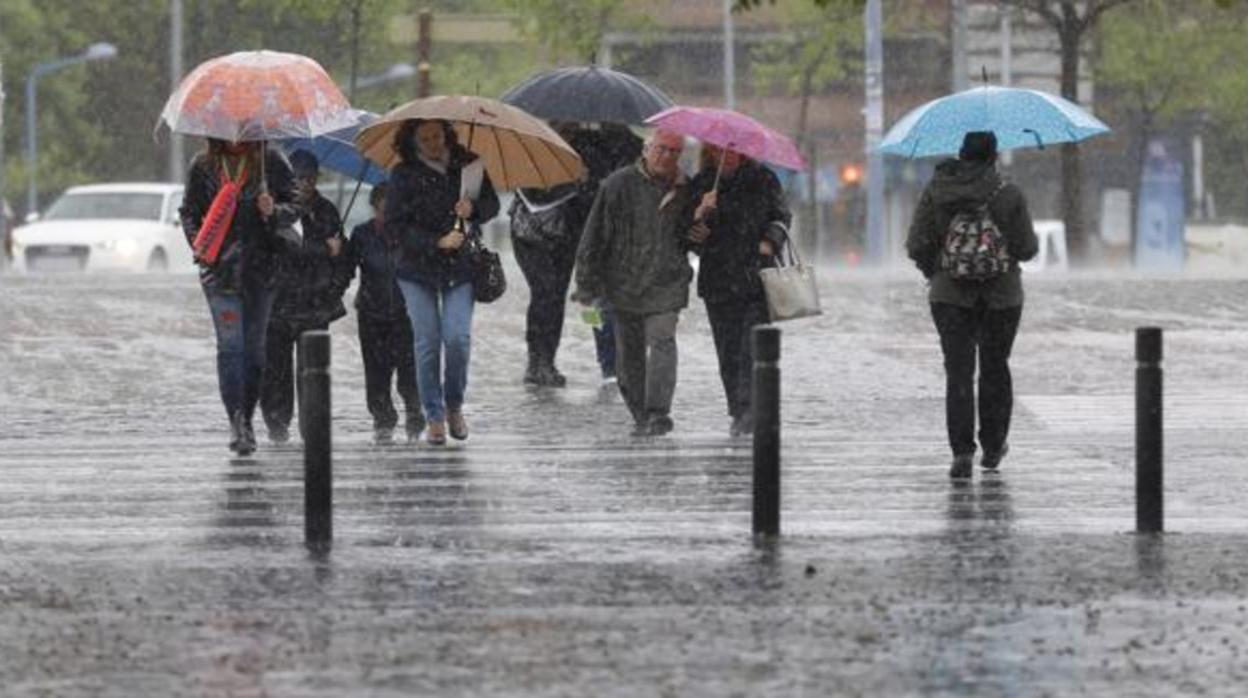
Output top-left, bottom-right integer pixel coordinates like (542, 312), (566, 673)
(939, 183), (1011, 282)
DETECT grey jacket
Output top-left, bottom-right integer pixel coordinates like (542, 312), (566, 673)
(573, 161), (695, 315)
(905, 159), (1038, 309)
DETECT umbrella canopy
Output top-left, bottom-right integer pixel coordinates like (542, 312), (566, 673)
(645, 106), (807, 171)
(355, 95), (585, 190)
(158, 50), (354, 142)
(282, 110), (386, 185)
(878, 85), (1111, 159)
(499, 65), (674, 126)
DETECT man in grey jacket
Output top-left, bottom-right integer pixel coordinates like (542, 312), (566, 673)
(573, 129), (695, 436)
(906, 131), (1039, 479)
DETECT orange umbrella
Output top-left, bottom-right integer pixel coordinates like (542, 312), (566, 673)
(158, 50), (354, 142)
(355, 95), (584, 190)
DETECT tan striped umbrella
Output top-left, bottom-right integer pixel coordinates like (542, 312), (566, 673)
(354, 95), (585, 190)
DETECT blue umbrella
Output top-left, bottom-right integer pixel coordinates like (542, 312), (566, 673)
(282, 109), (386, 184)
(878, 85), (1110, 159)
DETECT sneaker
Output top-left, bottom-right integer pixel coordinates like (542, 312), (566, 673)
(949, 454), (973, 479)
(447, 410), (468, 441)
(373, 427), (395, 445)
(981, 443), (1009, 471)
(268, 425), (290, 445)
(405, 412), (426, 442)
(426, 420), (447, 446)
(729, 412), (754, 438)
(542, 364), (568, 388)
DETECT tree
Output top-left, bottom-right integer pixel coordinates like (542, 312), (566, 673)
(497, 0), (643, 64)
(1097, 0), (1226, 244)
(998, 0), (1138, 262)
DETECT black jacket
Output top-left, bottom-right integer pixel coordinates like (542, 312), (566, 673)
(687, 162), (791, 304)
(905, 159), (1038, 309)
(385, 145), (500, 289)
(271, 192), (351, 326)
(346, 217), (407, 322)
(180, 149), (301, 292)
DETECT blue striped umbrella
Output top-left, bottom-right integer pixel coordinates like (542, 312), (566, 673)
(879, 85), (1110, 159)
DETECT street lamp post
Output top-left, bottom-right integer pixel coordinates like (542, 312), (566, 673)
(25, 42), (118, 217)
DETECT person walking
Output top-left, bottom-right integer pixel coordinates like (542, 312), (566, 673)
(345, 182), (424, 444)
(572, 129), (695, 437)
(687, 144), (791, 437)
(259, 151), (352, 444)
(180, 139), (302, 455)
(905, 131), (1038, 479)
(386, 119), (499, 446)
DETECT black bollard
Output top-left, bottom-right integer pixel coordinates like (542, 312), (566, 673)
(1136, 327), (1163, 533)
(300, 330), (333, 549)
(752, 325), (781, 537)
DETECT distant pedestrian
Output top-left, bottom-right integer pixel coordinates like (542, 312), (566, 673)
(572, 129), (695, 437)
(345, 183), (424, 444)
(687, 144), (791, 437)
(905, 131), (1038, 478)
(260, 150), (352, 444)
(386, 119), (499, 446)
(180, 139), (302, 455)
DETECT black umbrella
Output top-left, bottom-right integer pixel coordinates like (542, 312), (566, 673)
(499, 65), (674, 126)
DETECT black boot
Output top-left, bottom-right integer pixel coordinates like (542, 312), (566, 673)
(523, 353), (543, 385)
(541, 362), (568, 388)
(228, 412), (243, 453)
(235, 411), (256, 456)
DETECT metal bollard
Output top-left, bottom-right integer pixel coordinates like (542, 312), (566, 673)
(1135, 327), (1163, 533)
(752, 325), (781, 537)
(300, 330), (333, 549)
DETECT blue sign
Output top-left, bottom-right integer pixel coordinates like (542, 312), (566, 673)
(1134, 142), (1185, 271)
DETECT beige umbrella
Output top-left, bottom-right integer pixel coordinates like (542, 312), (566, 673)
(354, 95), (585, 190)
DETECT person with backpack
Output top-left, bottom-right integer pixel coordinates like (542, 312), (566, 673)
(905, 131), (1038, 479)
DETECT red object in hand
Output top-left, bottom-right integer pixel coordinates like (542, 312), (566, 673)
(192, 166), (247, 265)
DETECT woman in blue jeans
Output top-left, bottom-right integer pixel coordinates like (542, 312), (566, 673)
(180, 139), (301, 455)
(385, 119), (499, 445)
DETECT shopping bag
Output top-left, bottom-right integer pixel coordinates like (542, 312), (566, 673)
(758, 227), (822, 322)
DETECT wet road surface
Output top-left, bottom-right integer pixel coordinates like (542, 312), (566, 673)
(2, 269), (1247, 696)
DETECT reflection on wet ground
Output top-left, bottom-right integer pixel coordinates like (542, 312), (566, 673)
(2, 273), (1248, 694)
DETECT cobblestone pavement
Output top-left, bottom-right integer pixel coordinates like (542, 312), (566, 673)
(1, 268), (1247, 696)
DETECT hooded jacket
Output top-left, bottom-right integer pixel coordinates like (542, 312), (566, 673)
(384, 145), (500, 289)
(573, 161), (695, 316)
(180, 148), (302, 292)
(905, 159), (1038, 309)
(687, 161), (790, 304)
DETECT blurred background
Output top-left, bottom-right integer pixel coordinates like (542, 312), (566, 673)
(3, 0), (1247, 270)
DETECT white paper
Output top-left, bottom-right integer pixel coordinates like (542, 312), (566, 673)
(460, 159), (485, 202)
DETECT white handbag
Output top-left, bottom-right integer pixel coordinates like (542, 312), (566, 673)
(758, 227), (822, 322)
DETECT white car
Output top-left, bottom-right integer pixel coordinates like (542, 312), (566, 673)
(10, 183), (192, 273)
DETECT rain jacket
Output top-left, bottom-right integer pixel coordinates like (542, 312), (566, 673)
(385, 145), (500, 290)
(687, 161), (791, 304)
(346, 217), (407, 323)
(573, 160), (695, 315)
(180, 149), (302, 292)
(270, 192), (351, 327)
(905, 159), (1038, 309)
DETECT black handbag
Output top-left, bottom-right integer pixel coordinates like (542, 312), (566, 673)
(467, 234), (506, 303)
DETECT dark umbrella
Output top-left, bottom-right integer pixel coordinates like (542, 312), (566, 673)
(499, 65), (673, 126)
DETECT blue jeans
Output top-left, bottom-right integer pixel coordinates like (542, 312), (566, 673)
(592, 301), (617, 378)
(398, 279), (474, 423)
(203, 280), (275, 421)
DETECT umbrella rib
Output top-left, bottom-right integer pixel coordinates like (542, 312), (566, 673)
(491, 125), (511, 190)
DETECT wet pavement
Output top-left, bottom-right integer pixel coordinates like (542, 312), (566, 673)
(2, 268), (1248, 696)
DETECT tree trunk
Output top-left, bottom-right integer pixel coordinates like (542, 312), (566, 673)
(1057, 20), (1087, 263)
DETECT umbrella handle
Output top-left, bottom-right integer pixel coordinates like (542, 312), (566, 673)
(342, 172), (366, 228)
(712, 148), (727, 191)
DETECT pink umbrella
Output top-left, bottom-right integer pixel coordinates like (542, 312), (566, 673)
(645, 105), (808, 172)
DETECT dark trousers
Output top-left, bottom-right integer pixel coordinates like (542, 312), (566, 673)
(705, 298), (770, 419)
(358, 314), (419, 430)
(260, 317), (327, 433)
(513, 237), (576, 365)
(203, 279), (274, 422)
(930, 301), (1023, 457)
(614, 310), (679, 424)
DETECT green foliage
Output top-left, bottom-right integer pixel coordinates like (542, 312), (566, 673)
(496, 0), (647, 64)
(750, 1), (862, 100)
